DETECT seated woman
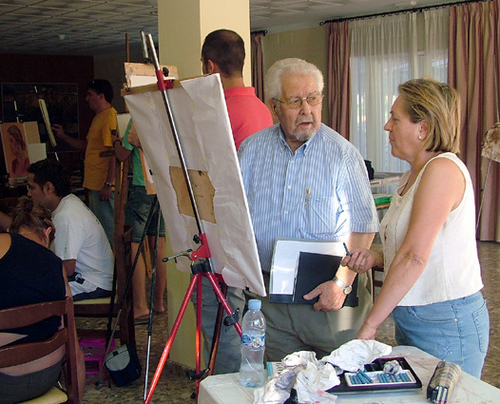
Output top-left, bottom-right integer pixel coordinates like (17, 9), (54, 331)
(0, 197), (83, 403)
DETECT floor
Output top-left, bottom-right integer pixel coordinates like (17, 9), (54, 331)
(80, 241), (500, 403)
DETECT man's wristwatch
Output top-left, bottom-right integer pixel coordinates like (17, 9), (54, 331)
(332, 276), (353, 295)
(104, 181), (113, 188)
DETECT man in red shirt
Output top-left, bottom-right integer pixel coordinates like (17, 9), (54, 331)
(196, 29), (273, 374)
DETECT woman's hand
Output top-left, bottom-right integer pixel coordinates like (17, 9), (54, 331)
(341, 249), (382, 274)
(356, 321), (378, 340)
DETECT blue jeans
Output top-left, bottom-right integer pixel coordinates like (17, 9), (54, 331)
(392, 291), (489, 378)
(88, 189), (114, 246)
(125, 185), (165, 243)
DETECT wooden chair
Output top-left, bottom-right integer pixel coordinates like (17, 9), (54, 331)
(73, 225), (136, 348)
(73, 153), (136, 349)
(0, 297), (82, 403)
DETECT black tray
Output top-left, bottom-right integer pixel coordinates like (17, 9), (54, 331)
(328, 357), (422, 394)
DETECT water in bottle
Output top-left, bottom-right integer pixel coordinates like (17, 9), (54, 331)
(239, 299), (266, 387)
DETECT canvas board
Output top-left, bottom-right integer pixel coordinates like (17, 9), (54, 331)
(0, 122), (30, 178)
(122, 74), (265, 296)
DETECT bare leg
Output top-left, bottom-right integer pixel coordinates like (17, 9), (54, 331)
(131, 242), (149, 319)
(150, 235), (167, 314)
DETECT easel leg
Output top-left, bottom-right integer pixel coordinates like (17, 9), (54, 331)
(144, 270), (242, 404)
(144, 272), (200, 404)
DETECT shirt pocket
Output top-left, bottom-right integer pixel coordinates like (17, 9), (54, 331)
(306, 196), (338, 235)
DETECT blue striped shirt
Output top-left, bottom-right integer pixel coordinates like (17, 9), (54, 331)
(238, 123), (379, 272)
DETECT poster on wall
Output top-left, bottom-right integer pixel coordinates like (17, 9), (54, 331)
(1, 83), (78, 152)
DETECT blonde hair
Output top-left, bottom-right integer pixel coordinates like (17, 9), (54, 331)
(398, 77), (461, 153)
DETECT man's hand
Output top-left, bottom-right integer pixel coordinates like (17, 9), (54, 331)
(52, 124), (66, 139)
(303, 280), (346, 312)
(99, 184), (113, 201)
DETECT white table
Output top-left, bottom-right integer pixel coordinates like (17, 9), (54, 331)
(198, 346), (499, 404)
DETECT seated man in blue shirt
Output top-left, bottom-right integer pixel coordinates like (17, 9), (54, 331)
(238, 58), (379, 361)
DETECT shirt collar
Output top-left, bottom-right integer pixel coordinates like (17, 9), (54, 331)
(276, 125), (318, 156)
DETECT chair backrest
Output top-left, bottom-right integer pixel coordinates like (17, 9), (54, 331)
(73, 226), (136, 349)
(0, 297), (82, 403)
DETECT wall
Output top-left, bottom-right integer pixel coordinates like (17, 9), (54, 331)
(0, 53), (94, 174)
(94, 43), (146, 114)
(262, 25), (329, 123)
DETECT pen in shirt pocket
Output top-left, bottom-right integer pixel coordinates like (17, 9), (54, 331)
(305, 188), (311, 206)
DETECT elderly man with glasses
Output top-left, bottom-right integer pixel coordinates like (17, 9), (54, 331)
(238, 58), (379, 361)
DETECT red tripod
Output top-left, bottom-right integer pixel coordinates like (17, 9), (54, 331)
(140, 33), (243, 403)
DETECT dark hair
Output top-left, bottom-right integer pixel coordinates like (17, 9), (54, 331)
(201, 29), (245, 78)
(87, 79), (114, 103)
(10, 196), (56, 243)
(27, 158), (71, 197)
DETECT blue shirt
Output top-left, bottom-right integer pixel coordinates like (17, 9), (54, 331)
(238, 123), (379, 272)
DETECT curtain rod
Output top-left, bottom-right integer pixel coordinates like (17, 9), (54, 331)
(320, 0), (489, 25)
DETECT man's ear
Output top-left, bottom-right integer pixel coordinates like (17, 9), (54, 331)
(206, 60), (219, 74)
(44, 181), (56, 195)
(267, 99), (280, 120)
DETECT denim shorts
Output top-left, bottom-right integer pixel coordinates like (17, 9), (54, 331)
(392, 291), (489, 378)
(125, 185), (165, 243)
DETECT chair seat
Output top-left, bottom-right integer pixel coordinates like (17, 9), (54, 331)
(20, 386), (68, 404)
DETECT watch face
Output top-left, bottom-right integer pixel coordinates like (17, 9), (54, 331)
(344, 285), (352, 295)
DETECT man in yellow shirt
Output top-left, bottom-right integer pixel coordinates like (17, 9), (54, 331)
(53, 79), (116, 245)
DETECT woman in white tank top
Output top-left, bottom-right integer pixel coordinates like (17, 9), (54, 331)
(342, 78), (489, 378)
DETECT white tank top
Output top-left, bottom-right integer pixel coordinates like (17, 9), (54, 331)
(380, 152), (483, 306)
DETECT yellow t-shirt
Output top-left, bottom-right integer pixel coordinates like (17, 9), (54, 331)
(83, 107), (117, 190)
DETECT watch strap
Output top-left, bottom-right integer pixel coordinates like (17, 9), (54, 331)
(333, 276), (352, 293)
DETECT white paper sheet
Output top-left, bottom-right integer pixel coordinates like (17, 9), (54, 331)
(123, 74), (265, 296)
(270, 239), (345, 296)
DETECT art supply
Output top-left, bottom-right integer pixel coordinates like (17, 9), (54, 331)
(239, 299), (266, 388)
(343, 242), (351, 256)
(426, 361), (462, 404)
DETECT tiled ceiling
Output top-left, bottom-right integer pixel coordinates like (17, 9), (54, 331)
(0, 0), (461, 56)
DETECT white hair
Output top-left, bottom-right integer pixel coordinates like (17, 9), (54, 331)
(264, 58), (324, 102)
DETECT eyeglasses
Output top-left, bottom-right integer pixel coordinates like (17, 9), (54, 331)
(273, 93), (323, 109)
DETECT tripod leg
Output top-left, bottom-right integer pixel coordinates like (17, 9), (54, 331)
(144, 272), (201, 404)
(207, 283), (227, 376)
(205, 272), (242, 336)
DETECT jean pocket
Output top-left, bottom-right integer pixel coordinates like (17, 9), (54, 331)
(409, 302), (455, 324)
(472, 299), (490, 354)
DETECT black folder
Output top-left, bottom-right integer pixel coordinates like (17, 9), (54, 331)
(270, 251), (358, 307)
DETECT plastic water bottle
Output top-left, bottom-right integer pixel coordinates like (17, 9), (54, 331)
(239, 299), (266, 387)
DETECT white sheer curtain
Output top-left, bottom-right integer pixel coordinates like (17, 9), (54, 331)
(350, 9), (449, 173)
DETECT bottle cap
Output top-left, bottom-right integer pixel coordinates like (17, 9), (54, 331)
(248, 299), (261, 310)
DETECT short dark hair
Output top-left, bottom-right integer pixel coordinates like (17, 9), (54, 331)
(87, 79), (114, 103)
(28, 158), (71, 197)
(201, 29), (245, 78)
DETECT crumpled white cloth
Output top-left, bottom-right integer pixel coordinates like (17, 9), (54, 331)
(321, 339), (393, 372)
(253, 339), (392, 404)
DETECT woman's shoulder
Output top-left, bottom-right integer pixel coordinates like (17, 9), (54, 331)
(425, 153), (465, 177)
(0, 233), (12, 259)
